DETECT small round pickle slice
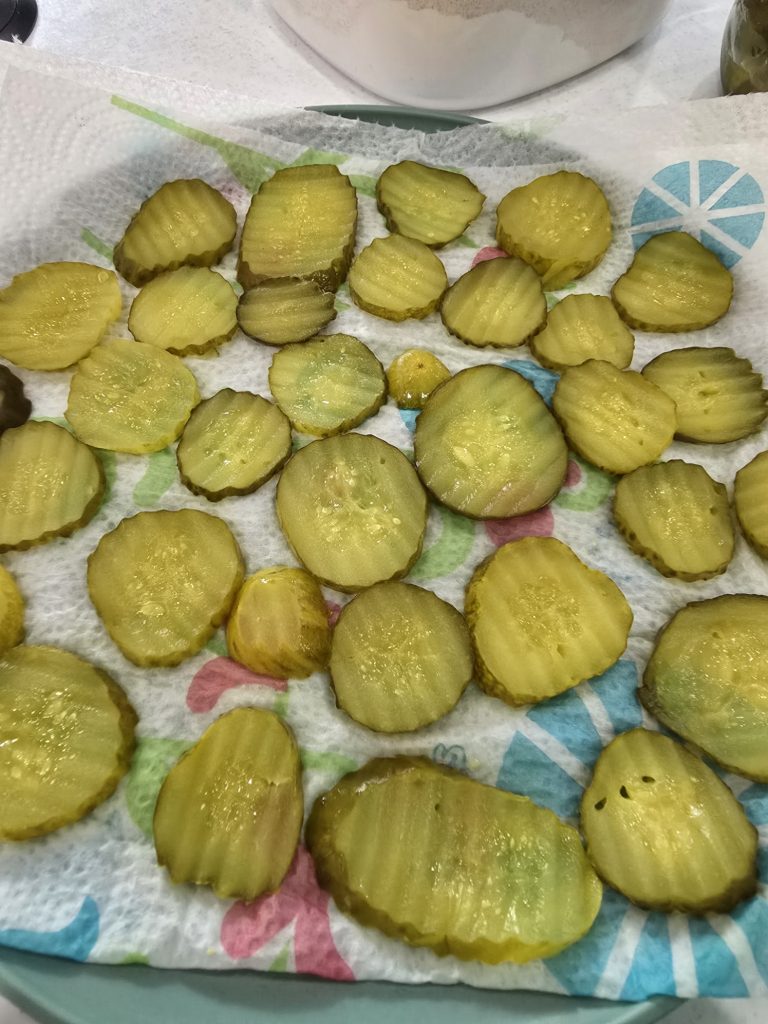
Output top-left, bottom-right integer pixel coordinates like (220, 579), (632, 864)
(307, 756), (603, 964)
(614, 461), (734, 581)
(66, 339), (200, 454)
(735, 450), (768, 557)
(227, 567), (331, 679)
(177, 389), (291, 501)
(0, 365), (32, 432)
(0, 646), (137, 841)
(153, 707), (302, 901)
(0, 421), (104, 552)
(641, 595), (768, 782)
(268, 333), (386, 437)
(642, 347), (767, 444)
(466, 537), (632, 706)
(440, 257), (546, 349)
(237, 279), (336, 346)
(581, 728), (757, 914)
(348, 234), (448, 321)
(88, 509), (245, 667)
(276, 433), (428, 592)
(128, 267), (238, 356)
(386, 348), (451, 410)
(612, 231), (733, 331)
(414, 364), (567, 519)
(496, 171), (612, 288)
(553, 359), (676, 475)
(530, 293), (634, 370)
(330, 581), (473, 733)
(0, 565), (24, 654)
(376, 161), (485, 248)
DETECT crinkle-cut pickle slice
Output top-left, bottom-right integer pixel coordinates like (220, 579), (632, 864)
(237, 279), (336, 346)
(153, 707), (302, 900)
(0, 421), (104, 553)
(114, 179), (237, 287)
(268, 333), (386, 437)
(376, 161), (485, 248)
(641, 595), (768, 782)
(87, 509), (245, 667)
(440, 257), (546, 349)
(238, 165), (358, 292)
(330, 582), (473, 733)
(642, 347), (767, 444)
(553, 359), (676, 475)
(735, 450), (768, 558)
(530, 293), (634, 371)
(0, 645), (137, 841)
(0, 365), (31, 433)
(465, 537), (632, 706)
(348, 234), (448, 321)
(128, 267), (237, 356)
(226, 567), (330, 679)
(307, 757), (602, 964)
(614, 461), (734, 581)
(386, 349), (451, 410)
(276, 433), (427, 592)
(414, 364), (567, 519)
(177, 389), (291, 501)
(582, 728), (757, 914)
(612, 231), (733, 331)
(0, 565), (24, 654)
(496, 171), (612, 288)
(66, 339), (200, 454)
(0, 262), (121, 371)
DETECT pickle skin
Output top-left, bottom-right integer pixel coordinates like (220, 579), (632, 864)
(0, 565), (25, 654)
(734, 450), (768, 558)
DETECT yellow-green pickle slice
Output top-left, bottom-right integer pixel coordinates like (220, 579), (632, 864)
(237, 279), (336, 346)
(414, 364), (567, 518)
(307, 757), (603, 963)
(348, 234), (448, 321)
(153, 707), (302, 900)
(176, 389), (292, 500)
(0, 565), (24, 654)
(114, 178), (237, 287)
(0, 645), (137, 841)
(330, 581), (473, 733)
(376, 161), (485, 247)
(386, 348), (451, 410)
(226, 567), (331, 679)
(530, 293), (634, 370)
(641, 595), (768, 781)
(735, 450), (768, 557)
(466, 537), (632, 706)
(614, 460), (734, 580)
(88, 509), (245, 667)
(581, 728), (757, 913)
(0, 421), (104, 552)
(276, 433), (428, 592)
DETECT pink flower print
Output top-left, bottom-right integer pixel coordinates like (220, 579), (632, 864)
(484, 506), (554, 545)
(186, 657), (287, 714)
(471, 246), (507, 268)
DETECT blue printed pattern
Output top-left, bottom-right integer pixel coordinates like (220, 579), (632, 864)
(0, 897), (100, 961)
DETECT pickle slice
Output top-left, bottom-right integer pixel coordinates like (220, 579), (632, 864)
(87, 509), (245, 667)
(330, 582), (472, 733)
(0, 365), (31, 432)
(735, 450), (768, 557)
(614, 460), (734, 580)
(376, 161), (485, 248)
(0, 645), (137, 841)
(414, 364), (567, 518)
(642, 347), (767, 444)
(226, 567), (330, 679)
(177, 389), (291, 501)
(440, 257), (546, 349)
(268, 333), (386, 437)
(348, 234), (448, 321)
(466, 537), (632, 706)
(153, 707), (302, 900)
(66, 339), (200, 454)
(386, 348), (451, 410)
(237, 279), (336, 346)
(307, 757), (602, 964)
(581, 728), (757, 914)
(641, 595), (768, 781)
(276, 433), (428, 592)
(128, 267), (237, 356)
(496, 171), (612, 288)
(238, 165), (357, 292)
(114, 179), (237, 287)
(0, 565), (24, 654)
(530, 293), (634, 370)
(0, 421), (104, 552)
(553, 359), (676, 474)
(612, 232), (733, 331)
(0, 262), (122, 371)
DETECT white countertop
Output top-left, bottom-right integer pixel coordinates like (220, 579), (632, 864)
(2, 1), (767, 1022)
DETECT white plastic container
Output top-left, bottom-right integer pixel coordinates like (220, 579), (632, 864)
(271, 0), (671, 110)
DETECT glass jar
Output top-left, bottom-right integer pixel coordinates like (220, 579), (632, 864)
(722, 0), (768, 94)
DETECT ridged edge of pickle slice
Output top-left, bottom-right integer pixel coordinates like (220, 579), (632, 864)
(734, 450), (768, 558)
(376, 161), (485, 248)
(237, 278), (337, 346)
(0, 564), (25, 654)
(348, 234), (448, 321)
(530, 293), (634, 370)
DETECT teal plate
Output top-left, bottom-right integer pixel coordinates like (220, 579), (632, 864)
(0, 105), (678, 1024)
